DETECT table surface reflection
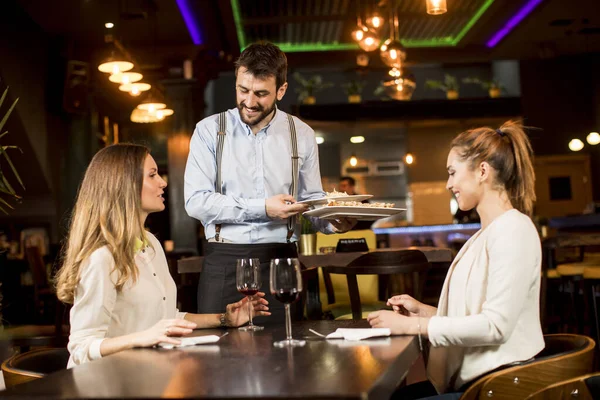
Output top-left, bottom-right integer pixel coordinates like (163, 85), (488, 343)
(2, 320), (419, 399)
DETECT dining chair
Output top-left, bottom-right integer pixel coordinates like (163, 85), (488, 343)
(459, 334), (596, 400)
(321, 249), (430, 320)
(1, 347), (69, 388)
(525, 372), (600, 400)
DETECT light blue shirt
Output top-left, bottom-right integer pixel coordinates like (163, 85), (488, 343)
(184, 107), (334, 244)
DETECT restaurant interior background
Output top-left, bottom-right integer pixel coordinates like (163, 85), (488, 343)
(0, 0), (600, 325)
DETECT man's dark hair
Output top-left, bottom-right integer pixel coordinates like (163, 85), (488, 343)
(340, 176), (356, 186)
(234, 42), (288, 89)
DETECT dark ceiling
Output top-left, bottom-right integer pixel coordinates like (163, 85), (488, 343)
(14, 0), (600, 72)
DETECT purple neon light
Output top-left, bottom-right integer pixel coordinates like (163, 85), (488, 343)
(175, 0), (203, 45)
(486, 0), (543, 48)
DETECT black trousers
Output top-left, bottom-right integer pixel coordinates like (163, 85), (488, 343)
(197, 242), (298, 325)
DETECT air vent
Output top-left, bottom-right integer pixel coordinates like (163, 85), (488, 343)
(343, 161), (405, 177)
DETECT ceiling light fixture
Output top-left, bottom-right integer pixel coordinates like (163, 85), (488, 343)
(119, 82), (151, 96)
(105, 22), (114, 29)
(350, 155), (358, 167)
(350, 136), (365, 144)
(380, 0), (407, 68)
(587, 132), (600, 145)
(426, 0), (448, 15)
(486, 0), (543, 48)
(568, 139), (584, 152)
(109, 71), (143, 85)
(316, 136), (325, 144)
(405, 153), (414, 165)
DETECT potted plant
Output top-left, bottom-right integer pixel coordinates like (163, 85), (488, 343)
(341, 80), (365, 104)
(298, 215), (317, 255)
(0, 87), (24, 214)
(293, 72), (333, 105)
(462, 77), (504, 98)
(425, 74), (460, 100)
(0, 86), (23, 329)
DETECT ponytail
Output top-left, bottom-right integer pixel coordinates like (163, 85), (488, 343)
(451, 120), (536, 216)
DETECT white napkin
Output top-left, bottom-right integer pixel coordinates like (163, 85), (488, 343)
(158, 335), (221, 349)
(326, 328), (391, 341)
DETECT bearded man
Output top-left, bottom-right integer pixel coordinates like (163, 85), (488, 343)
(184, 42), (355, 323)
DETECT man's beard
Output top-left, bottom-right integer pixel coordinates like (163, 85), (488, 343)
(237, 100), (276, 127)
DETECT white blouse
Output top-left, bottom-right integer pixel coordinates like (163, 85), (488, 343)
(67, 232), (186, 367)
(427, 209), (544, 392)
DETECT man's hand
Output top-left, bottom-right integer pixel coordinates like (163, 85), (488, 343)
(330, 217), (357, 233)
(266, 194), (309, 220)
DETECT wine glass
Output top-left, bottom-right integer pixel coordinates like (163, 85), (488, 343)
(270, 258), (306, 347)
(236, 258), (263, 332)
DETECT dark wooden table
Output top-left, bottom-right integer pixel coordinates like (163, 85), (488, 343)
(177, 247), (452, 274)
(0, 320), (420, 399)
(178, 247), (452, 320)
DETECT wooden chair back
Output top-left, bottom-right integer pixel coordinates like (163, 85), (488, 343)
(1, 347), (69, 388)
(459, 334), (596, 400)
(525, 372), (600, 400)
(321, 250), (430, 320)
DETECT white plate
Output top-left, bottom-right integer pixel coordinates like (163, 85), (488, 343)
(298, 195), (373, 206)
(303, 206), (406, 221)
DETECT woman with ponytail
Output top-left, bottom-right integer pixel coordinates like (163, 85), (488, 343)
(56, 144), (270, 368)
(368, 121), (543, 399)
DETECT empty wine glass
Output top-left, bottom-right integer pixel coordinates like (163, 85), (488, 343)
(236, 258), (263, 332)
(270, 258), (305, 347)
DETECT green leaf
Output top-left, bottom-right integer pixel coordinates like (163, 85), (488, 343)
(0, 88), (7, 110)
(0, 96), (18, 134)
(0, 131), (7, 140)
(0, 147), (24, 189)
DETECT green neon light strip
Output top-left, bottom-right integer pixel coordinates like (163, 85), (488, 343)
(231, 0), (493, 52)
(230, 0), (246, 49)
(452, 0), (495, 45)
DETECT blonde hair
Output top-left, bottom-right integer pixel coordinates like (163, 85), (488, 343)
(56, 144), (150, 304)
(451, 120), (536, 216)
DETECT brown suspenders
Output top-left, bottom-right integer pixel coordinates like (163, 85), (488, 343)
(214, 112), (299, 243)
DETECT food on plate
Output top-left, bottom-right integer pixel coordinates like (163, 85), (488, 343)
(325, 189), (349, 198)
(326, 200), (395, 208)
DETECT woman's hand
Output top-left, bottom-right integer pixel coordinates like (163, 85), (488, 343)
(225, 292), (270, 327)
(387, 294), (425, 317)
(367, 310), (414, 335)
(133, 318), (197, 348)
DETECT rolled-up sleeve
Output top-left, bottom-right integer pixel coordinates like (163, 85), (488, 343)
(67, 250), (117, 366)
(184, 119), (268, 225)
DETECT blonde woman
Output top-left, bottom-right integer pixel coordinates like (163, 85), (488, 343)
(368, 121), (543, 400)
(56, 144), (269, 367)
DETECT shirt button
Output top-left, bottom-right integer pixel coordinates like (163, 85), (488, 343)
(163, 297), (166, 301)
(153, 273), (157, 276)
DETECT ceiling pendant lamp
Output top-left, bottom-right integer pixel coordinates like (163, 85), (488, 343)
(351, 0), (368, 43)
(426, 0), (448, 15)
(109, 71), (143, 85)
(380, 1), (406, 68)
(365, 12), (384, 32)
(358, 30), (380, 52)
(131, 108), (160, 123)
(98, 46), (133, 74)
(119, 82), (151, 96)
(136, 90), (166, 111)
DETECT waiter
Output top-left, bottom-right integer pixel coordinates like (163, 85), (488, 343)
(184, 42), (355, 322)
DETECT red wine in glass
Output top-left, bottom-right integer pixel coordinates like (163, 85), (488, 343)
(274, 289), (300, 304)
(270, 258), (305, 347)
(236, 258), (263, 332)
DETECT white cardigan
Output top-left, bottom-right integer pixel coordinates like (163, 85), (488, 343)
(427, 209), (544, 393)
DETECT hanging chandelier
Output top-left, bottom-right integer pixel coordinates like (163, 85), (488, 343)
(380, 0), (407, 68)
